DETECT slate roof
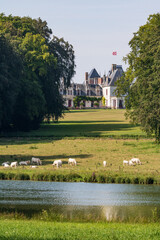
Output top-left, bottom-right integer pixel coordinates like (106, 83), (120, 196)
(88, 68), (100, 79)
(104, 65), (123, 87)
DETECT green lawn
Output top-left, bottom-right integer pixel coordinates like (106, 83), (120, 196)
(0, 220), (160, 240)
(0, 109), (159, 183)
(1, 109), (147, 138)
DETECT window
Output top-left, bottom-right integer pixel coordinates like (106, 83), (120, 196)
(106, 89), (108, 95)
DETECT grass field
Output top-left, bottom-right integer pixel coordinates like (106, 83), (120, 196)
(0, 109), (159, 183)
(1, 109), (147, 138)
(0, 220), (160, 240)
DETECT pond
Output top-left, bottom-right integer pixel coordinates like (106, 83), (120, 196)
(0, 180), (160, 221)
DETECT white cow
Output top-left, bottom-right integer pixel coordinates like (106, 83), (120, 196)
(129, 160), (134, 166)
(68, 158), (77, 166)
(103, 161), (107, 167)
(53, 160), (62, 168)
(2, 162), (9, 166)
(123, 160), (129, 166)
(3, 163), (10, 168)
(130, 158), (142, 165)
(19, 161), (30, 166)
(31, 157), (42, 165)
(11, 161), (18, 168)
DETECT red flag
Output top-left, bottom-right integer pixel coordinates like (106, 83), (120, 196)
(112, 51), (117, 55)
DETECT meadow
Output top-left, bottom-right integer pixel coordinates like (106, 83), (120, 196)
(2, 109), (147, 138)
(0, 220), (160, 240)
(0, 109), (159, 183)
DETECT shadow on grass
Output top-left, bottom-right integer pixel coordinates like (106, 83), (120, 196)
(39, 123), (139, 136)
(58, 120), (124, 123)
(0, 121), (142, 145)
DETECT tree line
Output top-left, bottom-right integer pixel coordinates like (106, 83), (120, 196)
(0, 14), (75, 131)
(116, 13), (160, 142)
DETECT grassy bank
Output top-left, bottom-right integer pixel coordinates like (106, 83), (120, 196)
(0, 220), (160, 240)
(0, 109), (159, 183)
(0, 138), (160, 183)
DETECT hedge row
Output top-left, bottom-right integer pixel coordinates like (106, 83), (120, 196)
(0, 172), (156, 185)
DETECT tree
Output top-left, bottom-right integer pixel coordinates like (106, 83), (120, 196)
(116, 13), (160, 142)
(0, 14), (75, 130)
(43, 36), (75, 121)
(0, 34), (22, 130)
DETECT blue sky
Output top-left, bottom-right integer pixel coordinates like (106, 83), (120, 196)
(1, 0), (160, 83)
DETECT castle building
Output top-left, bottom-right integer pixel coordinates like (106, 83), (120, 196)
(60, 64), (125, 109)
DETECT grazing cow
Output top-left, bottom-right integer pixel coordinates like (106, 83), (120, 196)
(2, 162), (9, 166)
(103, 161), (107, 167)
(3, 163), (10, 168)
(130, 158), (142, 165)
(53, 160), (62, 168)
(11, 161), (18, 168)
(123, 160), (129, 166)
(129, 160), (134, 166)
(68, 158), (77, 166)
(31, 157), (42, 165)
(19, 160), (30, 166)
(30, 166), (38, 168)
(19, 161), (27, 166)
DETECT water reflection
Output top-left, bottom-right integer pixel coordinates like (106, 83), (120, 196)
(0, 180), (160, 221)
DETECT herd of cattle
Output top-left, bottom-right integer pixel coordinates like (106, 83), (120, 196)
(1, 157), (77, 168)
(1, 157), (141, 168)
(103, 158), (142, 167)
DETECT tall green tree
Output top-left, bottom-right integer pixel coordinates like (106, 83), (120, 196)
(0, 14), (75, 130)
(116, 13), (160, 142)
(0, 34), (22, 130)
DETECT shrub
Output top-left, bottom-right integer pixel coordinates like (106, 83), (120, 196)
(0, 172), (7, 180)
(125, 177), (131, 184)
(56, 174), (66, 182)
(49, 174), (56, 181)
(132, 177), (139, 184)
(97, 175), (106, 183)
(145, 177), (154, 184)
(106, 176), (115, 183)
(37, 174), (44, 181)
(116, 177), (122, 183)
(7, 173), (16, 180)
(15, 173), (30, 180)
(66, 173), (82, 182)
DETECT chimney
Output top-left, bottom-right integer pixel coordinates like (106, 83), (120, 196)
(85, 72), (88, 80)
(85, 72), (88, 85)
(112, 64), (117, 72)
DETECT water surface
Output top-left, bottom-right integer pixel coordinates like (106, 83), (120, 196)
(0, 180), (160, 221)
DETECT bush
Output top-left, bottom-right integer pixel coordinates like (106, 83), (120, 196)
(132, 177), (139, 184)
(15, 173), (30, 180)
(125, 177), (131, 184)
(145, 177), (154, 184)
(7, 173), (16, 180)
(0, 172), (7, 180)
(49, 174), (56, 181)
(97, 175), (106, 183)
(116, 177), (122, 183)
(106, 176), (115, 183)
(56, 174), (66, 182)
(66, 173), (82, 182)
(37, 174), (44, 181)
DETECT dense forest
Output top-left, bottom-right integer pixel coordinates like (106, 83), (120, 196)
(0, 14), (75, 131)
